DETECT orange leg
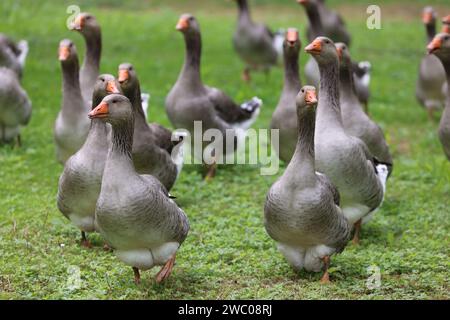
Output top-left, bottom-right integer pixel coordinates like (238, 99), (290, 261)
(320, 256), (331, 284)
(133, 267), (141, 284)
(242, 67), (251, 82)
(155, 254), (176, 283)
(204, 161), (216, 181)
(352, 219), (362, 245)
(80, 231), (92, 248)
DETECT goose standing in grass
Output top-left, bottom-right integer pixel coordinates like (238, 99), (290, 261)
(0, 34), (29, 79)
(232, 0), (284, 82)
(265, 86), (350, 283)
(305, 37), (388, 244)
(54, 39), (90, 164)
(336, 43), (393, 175)
(89, 94), (190, 284)
(70, 12), (101, 105)
(118, 63), (184, 190)
(0, 67), (31, 146)
(428, 33), (450, 160)
(271, 28), (302, 163)
(166, 14), (262, 179)
(57, 74), (120, 247)
(297, 0), (351, 46)
(416, 7), (446, 120)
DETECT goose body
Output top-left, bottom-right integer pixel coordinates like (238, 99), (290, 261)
(54, 39), (90, 164)
(0, 34), (29, 79)
(336, 43), (393, 175)
(416, 7), (447, 119)
(0, 67), (31, 144)
(57, 74), (119, 245)
(428, 33), (450, 160)
(166, 14), (262, 168)
(271, 29), (302, 163)
(118, 63), (183, 190)
(306, 37), (387, 242)
(232, 0), (282, 81)
(265, 86), (350, 281)
(90, 94), (189, 283)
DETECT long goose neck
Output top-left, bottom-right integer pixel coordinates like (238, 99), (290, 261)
(61, 60), (83, 114)
(109, 116), (134, 160)
(126, 81), (147, 128)
(282, 50), (301, 97)
(305, 4), (324, 37)
(339, 61), (356, 97)
(284, 107), (316, 183)
(83, 29), (101, 72)
(317, 59), (344, 130)
(84, 119), (108, 149)
(237, 0), (252, 24)
(179, 30), (202, 89)
(426, 23), (436, 43)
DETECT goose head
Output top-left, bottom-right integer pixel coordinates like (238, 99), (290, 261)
(422, 7), (436, 26)
(335, 42), (351, 68)
(58, 39), (77, 63)
(442, 15), (450, 34)
(296, 85), (318, 112)
(89, 94), (132, 125)
(176, 14), (200, 36)
(297, 0), (319, 9)
(428, 33), (450, 61)
(92, 74), (121, 107)
(70, 12), (100, 36)
(284, 28), (301, 55)
(118, 63), (138, 95)
(305, 36), (338, 65)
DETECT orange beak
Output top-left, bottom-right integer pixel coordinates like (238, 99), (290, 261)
(106, 81), (120, 94)
(297, 0), (308, 5)
(58, 46), (70, 61)
(71, 15), (84, 31)
(89, 101), (109, 119)
(176, 18), (189, 31)
(443, 25), (450, 34)
(118, 69), (129, 83)
(286, 29), (298, 47)
(442, 15), (450, 25)
(336, 47), (343, 59)
(305, 39), (322, 55)
(422, 12), (433, 24)
(305, 90), (318, 105)
(427, 37), (442, 54)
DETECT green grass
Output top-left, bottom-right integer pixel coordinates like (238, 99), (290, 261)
(0, 0), (449, 299)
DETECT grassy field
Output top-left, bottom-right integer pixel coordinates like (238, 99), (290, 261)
(0, 0), (449, 299)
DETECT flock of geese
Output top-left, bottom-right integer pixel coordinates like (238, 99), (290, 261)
(0, 0), (449, 285)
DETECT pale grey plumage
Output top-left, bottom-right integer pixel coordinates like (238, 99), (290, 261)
(336, 42), (393, 174)
(54, 39), (90, 164)
(271, 31), (302, 163)
(308, 37), (386, 226)
(0, 67), (31, 144)
(265, 86), (350, 273)
(0, 34), (28, 79)
(92, 94), (189, 273)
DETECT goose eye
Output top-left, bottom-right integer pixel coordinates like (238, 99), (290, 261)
(301, 89), (305, 93)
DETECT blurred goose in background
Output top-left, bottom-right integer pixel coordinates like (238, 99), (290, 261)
(232, 0), (284, 82)
(166, 14), (262, 179)
(297, 0), (351, 46)
(416, 7), (446, 120)
(0, 34), (29, 79)
(54, 39), (90, 164)
(336, 43), (393, 175)
(442, 15), (450, 34)
(428, 33), (450, 160)
(70, 12), (101, 104)
(118, 63), (184, 191)
(89, 94), (190, 284)
(0, 67), (31, 146)
(298, 0), (371, 110)
(305, 37), (388, 244)
(57, 74), (120, 247)
(271, 28), (302, 163)
(265, 86), (351, 283)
